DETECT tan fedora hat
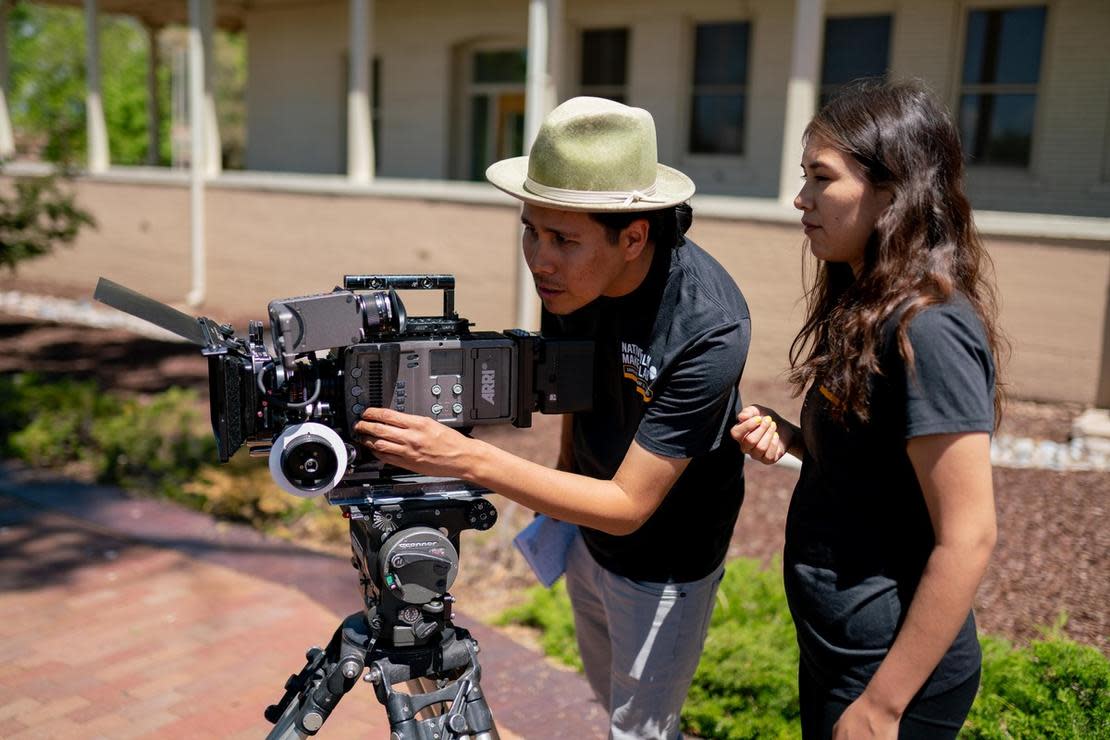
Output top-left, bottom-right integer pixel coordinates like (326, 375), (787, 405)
(486, 96), (695, 212)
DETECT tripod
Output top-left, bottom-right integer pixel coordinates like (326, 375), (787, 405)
(264, 476), (500, 740)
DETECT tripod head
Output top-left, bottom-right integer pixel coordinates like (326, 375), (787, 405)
(265, 476), (500, 739)
(329, 476), (497, 650)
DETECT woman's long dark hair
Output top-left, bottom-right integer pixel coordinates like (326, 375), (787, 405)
(788, 78), (1006, 424)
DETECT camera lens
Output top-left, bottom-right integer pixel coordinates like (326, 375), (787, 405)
(270, 422), (349, 497)
(281, 435), (339, 491)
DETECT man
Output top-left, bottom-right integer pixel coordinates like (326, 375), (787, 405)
(357, 97), (750, 739)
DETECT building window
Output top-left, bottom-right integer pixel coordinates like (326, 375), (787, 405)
(468, 48), (526, 181)
(690, 21), (750, 155)
(580, 28), (628, 102)
(820, 15), (891, 105)
(958, 6), (1046, 167)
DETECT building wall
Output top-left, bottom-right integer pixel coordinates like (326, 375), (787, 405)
(6, 179), (1106, 404)
(245, 2), (348, 174)
(243, 0), (1110, 215)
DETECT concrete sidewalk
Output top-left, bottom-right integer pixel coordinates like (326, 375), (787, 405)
(0, 464), (606, 739)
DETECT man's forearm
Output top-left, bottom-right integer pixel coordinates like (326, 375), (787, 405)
(461, 437), (650, 536)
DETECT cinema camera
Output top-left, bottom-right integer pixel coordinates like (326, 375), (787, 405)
(94, 274), (593, 740)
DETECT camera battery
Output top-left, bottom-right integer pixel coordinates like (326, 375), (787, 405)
(469, 346), (513, 420)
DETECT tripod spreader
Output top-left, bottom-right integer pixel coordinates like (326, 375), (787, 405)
(264, 611), (496, 740)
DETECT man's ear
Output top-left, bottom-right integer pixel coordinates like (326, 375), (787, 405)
(621, 218), (650, 262)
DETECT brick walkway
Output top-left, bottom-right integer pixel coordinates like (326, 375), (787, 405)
(0, 464), (606, 739)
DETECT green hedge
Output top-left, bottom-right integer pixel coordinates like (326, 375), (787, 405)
(0, 373), (346, 538)
(0, 373), (214, 497)
(499, 562), (1110, 739)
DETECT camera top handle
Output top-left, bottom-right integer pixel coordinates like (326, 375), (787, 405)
(343, 274), (457, 320)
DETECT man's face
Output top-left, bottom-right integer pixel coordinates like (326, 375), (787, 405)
(521, 204), (636, 315)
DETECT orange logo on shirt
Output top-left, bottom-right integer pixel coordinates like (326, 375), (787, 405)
(621, 341), (656, 402)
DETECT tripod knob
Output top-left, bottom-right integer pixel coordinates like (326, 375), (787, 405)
(302, 711), (325, 732)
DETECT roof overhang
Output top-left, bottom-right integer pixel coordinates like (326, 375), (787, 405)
(29, 0), (320, 33)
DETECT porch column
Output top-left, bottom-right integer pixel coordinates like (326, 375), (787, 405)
(347, 0), (374, 183)
(186, 0), (207, 307)
(516, 0), (561, 330)
(0, 1), (14, 157)
(84, 0), (110, 172)
(778, 0), (824, 205)
(201, 0), (221, 176)
(144, 22), (162, 166)
(546, 0), (563, 110)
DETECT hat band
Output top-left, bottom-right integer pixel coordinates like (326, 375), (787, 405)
(524, 177), (668, 207)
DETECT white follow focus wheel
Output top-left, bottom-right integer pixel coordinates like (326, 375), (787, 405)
(269, 422), (349, 497)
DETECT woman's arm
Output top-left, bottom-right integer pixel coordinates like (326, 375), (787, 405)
(833, 432), (996, 738)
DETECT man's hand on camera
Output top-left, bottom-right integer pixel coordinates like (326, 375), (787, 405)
(355, 408), (476, 479)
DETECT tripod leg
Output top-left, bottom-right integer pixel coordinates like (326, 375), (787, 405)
(265, 613), (375, 739)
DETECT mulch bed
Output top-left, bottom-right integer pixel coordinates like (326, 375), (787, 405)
(2, 317), (1106, 655)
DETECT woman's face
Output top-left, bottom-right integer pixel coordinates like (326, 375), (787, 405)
(794, 136), (890, 277)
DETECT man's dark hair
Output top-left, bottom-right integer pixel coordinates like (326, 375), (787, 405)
(589, 203), (693, 249)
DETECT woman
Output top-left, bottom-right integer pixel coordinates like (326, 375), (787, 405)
(733, 78), (1003, 738)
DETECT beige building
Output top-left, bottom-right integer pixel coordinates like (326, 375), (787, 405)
(11, 0), (1110, 216)
(237, 0), (1110, 218)
(5, 0), (1110, 406)
(211, 0), (1110, 218)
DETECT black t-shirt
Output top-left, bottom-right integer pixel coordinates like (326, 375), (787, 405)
(542, 237), (751, 582)
(783, 294), (995, 700)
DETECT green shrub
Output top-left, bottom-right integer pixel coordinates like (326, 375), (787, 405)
(0, 373), (343, 542)
(496, 579), (582, 670)
(683, 559), (800, 739)
(964, 618), (1110, 739)
(89, 385), (215, 493)
(0, 373), (213, 497)
(497, 558), (801, 739)
(1, 373), (112, 464)
(499, 561), (1110, 740)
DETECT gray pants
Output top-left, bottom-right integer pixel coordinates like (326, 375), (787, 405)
(564, 533), (723, 740)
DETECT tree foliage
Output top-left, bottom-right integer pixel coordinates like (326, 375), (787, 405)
(0, 170), (94, 270)
(6, 2), (163, 165)
(7, 2), (246, 168)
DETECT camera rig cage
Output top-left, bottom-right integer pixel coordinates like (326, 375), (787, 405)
(94, 273), (592, 498)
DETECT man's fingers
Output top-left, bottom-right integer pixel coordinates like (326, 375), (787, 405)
(360, 406), (409, 425)
(354, 420), (405, 441)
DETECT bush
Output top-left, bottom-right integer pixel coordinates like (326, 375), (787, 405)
(499, 561), (1110, 740)
(496, 579), (582, 670)
(964, 618), (1110, 738)
(683, 559), (800, 739)
(497, 558), (801, 738)
(0, 172), (95, 271)
(0, 373), (213, 497)
(1, 373), (113, 464)
(0, 373), (346, 543)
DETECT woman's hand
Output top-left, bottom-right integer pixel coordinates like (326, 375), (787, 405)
(730, 405), (791, 464)
(832, 692), (900, 739)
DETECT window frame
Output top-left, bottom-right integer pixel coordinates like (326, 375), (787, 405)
(685, 19), (752, 159)
(953, 1), (1051, 172)
(818, 13), (893, 106)
(578, 27), (630, 103)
